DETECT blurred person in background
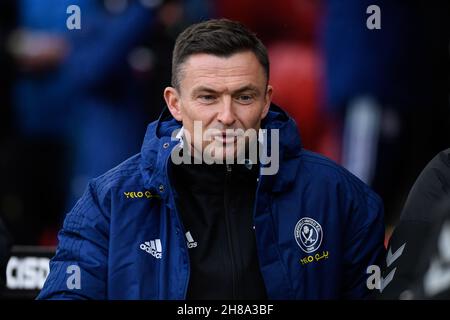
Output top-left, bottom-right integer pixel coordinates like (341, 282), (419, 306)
(323, 0), (450, 232)
(4, 0), (210, 246)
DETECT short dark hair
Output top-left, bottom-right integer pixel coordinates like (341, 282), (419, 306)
(171, 19), (270, 89)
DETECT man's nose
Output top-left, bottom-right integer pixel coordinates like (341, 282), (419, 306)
(217, 97), (236, 126)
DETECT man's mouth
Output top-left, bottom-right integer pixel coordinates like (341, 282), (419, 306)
(213, 133), (238, 144)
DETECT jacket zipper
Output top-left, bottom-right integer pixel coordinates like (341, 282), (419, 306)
(224, 164), (238, 299)
(164, 150), (191, 300)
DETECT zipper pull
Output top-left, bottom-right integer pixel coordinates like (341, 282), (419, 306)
(226, 164), (232, 172)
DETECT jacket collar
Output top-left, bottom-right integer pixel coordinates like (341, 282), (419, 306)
(139, 103), (303, 195)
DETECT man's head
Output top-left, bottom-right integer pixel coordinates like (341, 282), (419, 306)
(164, 19), (273, 162)
(170, 19), (270, 90)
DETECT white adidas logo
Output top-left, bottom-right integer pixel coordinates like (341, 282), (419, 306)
(186, 231), (197, 249)
(140, 239), (162, 259)
(140, 233), (196, 258)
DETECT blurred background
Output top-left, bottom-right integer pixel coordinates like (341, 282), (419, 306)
(0, 0), (449, 297)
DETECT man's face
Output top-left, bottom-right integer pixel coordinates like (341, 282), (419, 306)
(164, 51), (273, 161)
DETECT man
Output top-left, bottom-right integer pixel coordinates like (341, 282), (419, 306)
(38, 19), (385, 300)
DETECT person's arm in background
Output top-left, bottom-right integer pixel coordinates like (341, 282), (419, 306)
(7, 30), (68, 73)
(37, 181), (109, 300)
(379, 149), (450, 299)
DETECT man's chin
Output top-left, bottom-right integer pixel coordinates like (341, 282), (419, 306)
(203, 142), (243, 163)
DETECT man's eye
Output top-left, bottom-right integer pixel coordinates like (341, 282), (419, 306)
(236, 95), (253, 103)
(199, 95), (216, 103)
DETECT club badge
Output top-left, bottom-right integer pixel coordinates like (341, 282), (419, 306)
(294, 217), (323, 253)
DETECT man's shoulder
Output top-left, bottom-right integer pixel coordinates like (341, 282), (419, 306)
(399, 148), (450, 222)
(416, 148), (450, 186)
(298, 149), (358, 181)
(297, 149), (382, 206)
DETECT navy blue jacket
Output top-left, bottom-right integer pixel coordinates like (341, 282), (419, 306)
(38, 105), (385, 299)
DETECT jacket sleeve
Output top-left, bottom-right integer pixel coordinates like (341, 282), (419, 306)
(37, 182), (109, 300)
(342, 190), (386, 299)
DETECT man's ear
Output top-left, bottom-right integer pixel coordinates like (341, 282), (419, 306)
(261, 85), (273, 119)
(164, 87), (183, 121)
